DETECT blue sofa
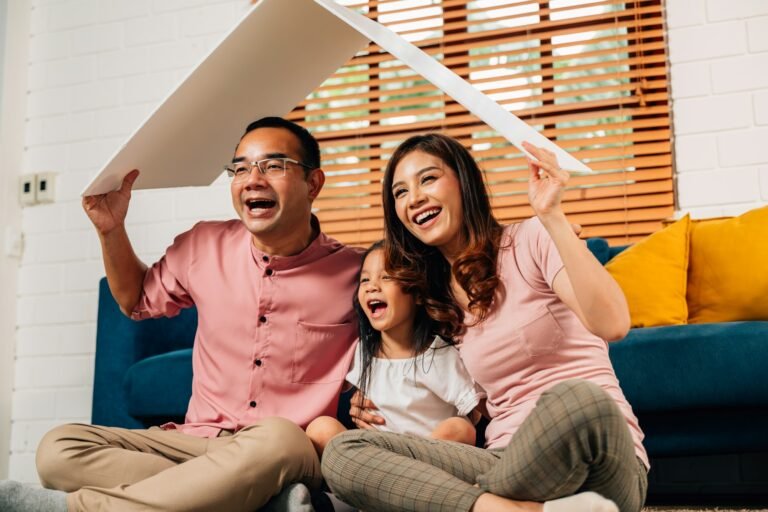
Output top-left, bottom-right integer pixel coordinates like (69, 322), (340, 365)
(91, 239), (768, 503)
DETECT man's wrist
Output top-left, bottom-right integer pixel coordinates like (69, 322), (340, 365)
(99, 224), (127, 243)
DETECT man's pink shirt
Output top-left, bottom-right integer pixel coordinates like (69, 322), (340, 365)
(131, 219), (362, 437)
(459, 218), (649, 468)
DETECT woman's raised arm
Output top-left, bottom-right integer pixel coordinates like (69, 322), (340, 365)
(523, 141), (630, 341)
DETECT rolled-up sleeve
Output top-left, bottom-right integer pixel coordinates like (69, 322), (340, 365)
(428, 346), (486, 417)
(131, 226), (197, 320)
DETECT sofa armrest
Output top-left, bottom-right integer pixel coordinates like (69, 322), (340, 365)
(92, 277), (198, 428)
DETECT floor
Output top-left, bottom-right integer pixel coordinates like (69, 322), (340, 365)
(643, 508), (768, 511)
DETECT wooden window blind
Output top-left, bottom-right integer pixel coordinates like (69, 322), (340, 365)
(289, 0), (671, 246)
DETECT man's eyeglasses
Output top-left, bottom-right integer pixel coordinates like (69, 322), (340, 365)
(224, 158), (314, 180)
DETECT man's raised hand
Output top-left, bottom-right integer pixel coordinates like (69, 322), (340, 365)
(82, 170), (139, 236)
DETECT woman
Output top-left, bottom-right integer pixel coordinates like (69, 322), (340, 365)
(322, 134), (648, 512)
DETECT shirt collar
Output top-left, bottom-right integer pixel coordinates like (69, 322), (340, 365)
(249, 215), (343, 271)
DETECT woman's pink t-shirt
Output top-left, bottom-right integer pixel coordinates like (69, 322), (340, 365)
(459, 218), (649, 468)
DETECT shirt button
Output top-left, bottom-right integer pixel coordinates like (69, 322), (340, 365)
(265, 268), (273, 276)
(262, 256), (269, 262)
(259, 316), (267, 323)
(254, 359), (262, 366)
(249, 401), (257, 408)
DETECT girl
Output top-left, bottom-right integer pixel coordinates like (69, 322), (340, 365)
(306, 241), (485, 455)
(322, 135), (648, 512)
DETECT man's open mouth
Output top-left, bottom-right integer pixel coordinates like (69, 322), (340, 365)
(245, 198), (276, 211)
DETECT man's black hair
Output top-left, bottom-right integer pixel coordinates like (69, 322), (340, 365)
(241, 117), (321, 171)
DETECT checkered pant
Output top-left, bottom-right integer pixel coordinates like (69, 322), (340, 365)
(322, 379), (648, 512)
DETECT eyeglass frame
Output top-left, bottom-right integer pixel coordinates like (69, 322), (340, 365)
(224, 157), (315, 180)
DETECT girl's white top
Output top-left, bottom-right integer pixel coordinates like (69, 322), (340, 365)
(347, 336), (485, 437)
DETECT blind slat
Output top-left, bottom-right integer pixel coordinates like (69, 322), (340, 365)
(304, 49), (666, 99)
(306, 36), (666, 89)
(297, 0), (671, 243)
(297, 75), (667, 121)
(320, 205), (675, 237)
(329, 25), (665, 70)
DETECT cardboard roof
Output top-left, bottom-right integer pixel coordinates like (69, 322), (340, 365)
(82, 0), (591, 196)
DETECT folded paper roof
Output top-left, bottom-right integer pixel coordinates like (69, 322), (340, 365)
(83, 0), (590, 196)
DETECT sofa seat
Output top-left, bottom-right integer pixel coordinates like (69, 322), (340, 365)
(609, 321), (768, 412)
(609, 321), (768, 457)
(124, 347), (356, 430)
(124, 321), (768, 457)
(125, 348), (192, 419)
(637, 407), (768, 457)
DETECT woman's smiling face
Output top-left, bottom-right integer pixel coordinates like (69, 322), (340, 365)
(390, 150), (465, 256)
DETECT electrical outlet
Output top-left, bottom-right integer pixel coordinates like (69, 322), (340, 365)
(19, 175), (37, 206)
(36, 172), (56, 204)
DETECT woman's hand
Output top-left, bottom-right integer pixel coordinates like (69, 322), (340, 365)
(523, 141), (570, 218)
(349, 390), (385, 429)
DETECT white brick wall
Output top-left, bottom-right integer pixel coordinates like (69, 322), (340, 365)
(6, 0), (768, 485)
(9, 0), (249, 483)
(668, 1), (768, 215)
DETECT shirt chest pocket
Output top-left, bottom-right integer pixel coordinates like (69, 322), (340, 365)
(292, 321), (355, 384)
(518, 306), (565, 358)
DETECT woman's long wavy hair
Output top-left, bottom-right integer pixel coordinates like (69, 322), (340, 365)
(382, 133), (504, 338)
(353, 241), (453, 403)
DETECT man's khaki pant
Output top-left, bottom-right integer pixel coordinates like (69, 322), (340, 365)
(35, 417), (321, 512)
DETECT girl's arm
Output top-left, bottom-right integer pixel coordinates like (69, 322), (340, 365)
(523, 141), (631, 342)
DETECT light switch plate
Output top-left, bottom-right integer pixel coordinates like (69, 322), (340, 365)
(36, 172), (56, 203)
(19, 175), (36, 206)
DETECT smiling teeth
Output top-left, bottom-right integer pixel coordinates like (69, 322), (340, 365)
(415, 208), (440, 225)
(246, 198), (275, 210)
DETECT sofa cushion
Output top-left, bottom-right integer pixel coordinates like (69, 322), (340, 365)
(586, 238), (611, 265)
(125, 348), (193, 418)
(605, 215), (691, 328)
(124, 348), (359, 428)
(609, 321), (768, 413)
(640, 408), (768, 456)
(688, 206), (768, 324)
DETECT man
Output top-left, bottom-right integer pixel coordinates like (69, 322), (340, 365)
(0, 117), (362, 512)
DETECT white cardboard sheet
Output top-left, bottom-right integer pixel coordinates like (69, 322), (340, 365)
(83, 0), (591, 196)
(82, 0), (369, 195)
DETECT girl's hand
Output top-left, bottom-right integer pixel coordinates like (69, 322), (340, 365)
(523, 141), (570, 218)
(349, 390), (385, 429)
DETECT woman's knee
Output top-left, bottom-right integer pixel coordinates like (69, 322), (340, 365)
(321, 429), (365, 467)
(320, 430), (371, 496)
(544, 380), (622, 423)
(36, 423), (91, 490)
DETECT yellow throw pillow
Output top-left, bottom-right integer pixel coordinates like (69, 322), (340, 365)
(687, 206), (768, 324)
(605, 215), (691, 328)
